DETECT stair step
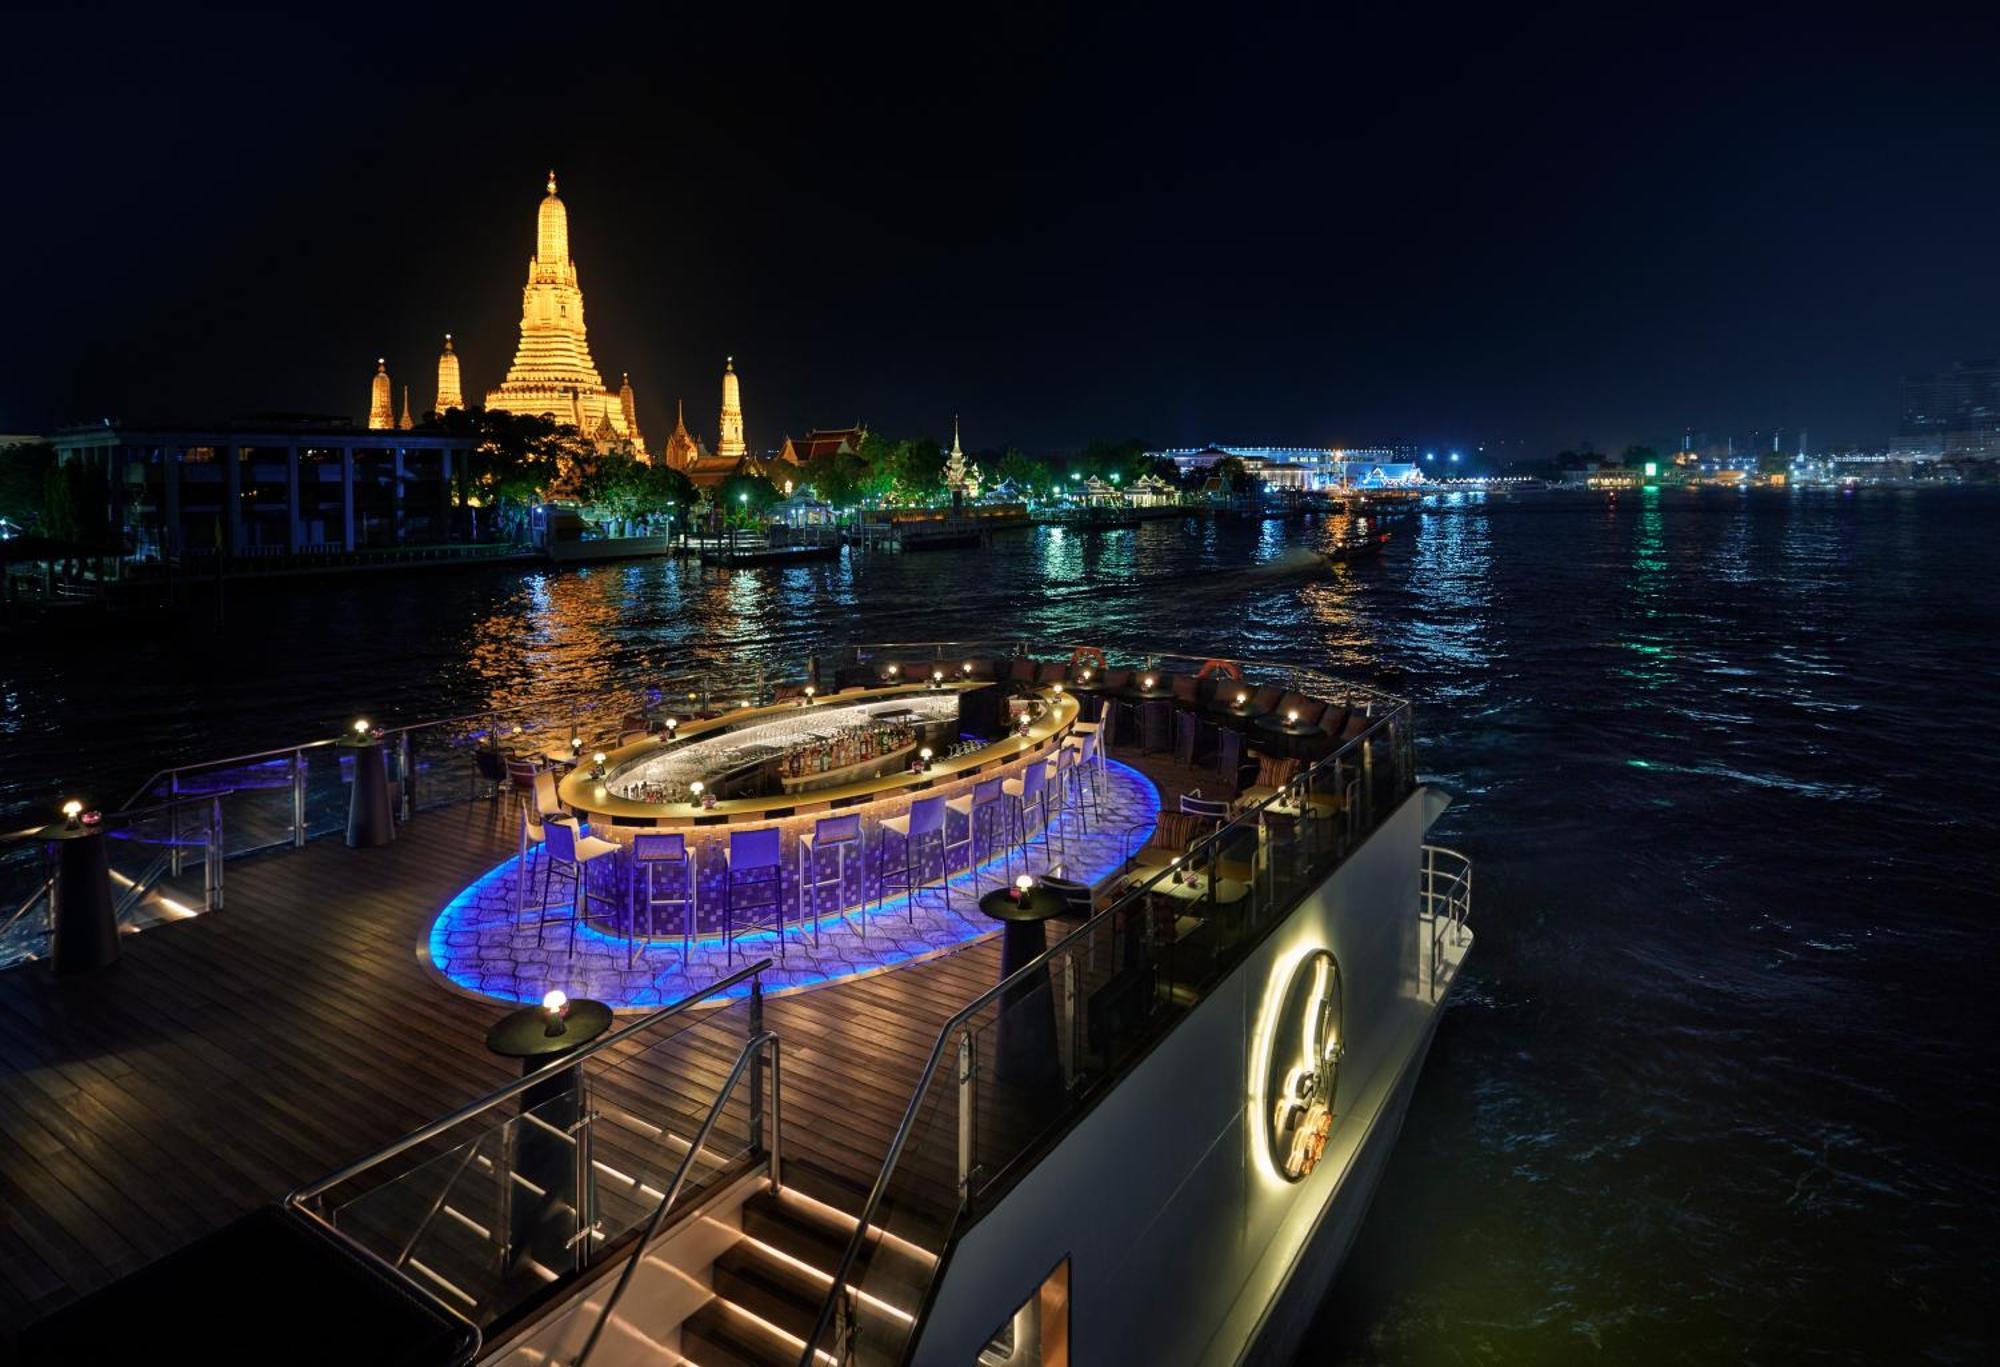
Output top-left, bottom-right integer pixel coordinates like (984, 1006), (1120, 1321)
(713, 1252), (821, 1342)
(738, 1191), (933, 1315)
(682, 1297), (812, 1367)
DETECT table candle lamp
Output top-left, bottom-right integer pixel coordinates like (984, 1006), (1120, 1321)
(542, 989), (569, 1036)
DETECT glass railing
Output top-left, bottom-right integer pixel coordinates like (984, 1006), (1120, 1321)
(111, 667), (777, 859)
(0, 792), (227, 970)
(288, 961), (774, 1350)
(803, 686), (1418, 1366)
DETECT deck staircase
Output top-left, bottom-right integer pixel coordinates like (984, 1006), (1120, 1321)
(674, 1163), (937, 1367)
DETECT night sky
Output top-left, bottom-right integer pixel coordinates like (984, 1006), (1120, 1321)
(5, 4), (1998, 454)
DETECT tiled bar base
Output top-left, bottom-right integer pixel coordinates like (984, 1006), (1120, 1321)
(423, 760), (1161, 1007)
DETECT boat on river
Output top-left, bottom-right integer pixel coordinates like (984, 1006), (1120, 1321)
(1324, 528), (1392, 565)
(11, 641), (1474, 1367)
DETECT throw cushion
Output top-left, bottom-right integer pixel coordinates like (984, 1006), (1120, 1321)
(1254, 754), (1301, 789)
(1150, 811), (1210, 853)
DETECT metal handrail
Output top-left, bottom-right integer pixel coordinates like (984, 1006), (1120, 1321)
(572, 1030), (781, 1367)
(0, 876), (53, 942)
(117, 672), (731, 810)
(1421, 845), (1473, 999)
(797, 704), (1412, 1364)
(287, 959), (769, 1208)
(1, 790), (232, 950)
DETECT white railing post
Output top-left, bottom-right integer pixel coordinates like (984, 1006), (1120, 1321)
(168, 772), (183, 879)
(957, 1030), (977, 1201)
(1062, 952), (1079, 1088)
(291, 748), (307, 847)
(209, 795), (225, 911)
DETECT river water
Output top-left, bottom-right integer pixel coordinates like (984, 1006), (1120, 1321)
(4, 488), (1996, 1362)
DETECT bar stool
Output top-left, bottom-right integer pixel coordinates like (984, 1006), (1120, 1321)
(516, 797), (575, 918)
(541, 818), (620, 957)
(797, 814), (863, 944)
(945, 777), (1010, 892)
(1042, 747), (1082, 861)
(1058, 739), (1099, 832)
(724, 827), (786, 963)
(1066, 724), (1108, 794)
(877, 794), (950, 922)
(628, 832), (694, 966)
(1002, 757), (1052, 867)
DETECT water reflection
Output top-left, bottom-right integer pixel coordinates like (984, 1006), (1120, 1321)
(5, 491), (1998, 1365)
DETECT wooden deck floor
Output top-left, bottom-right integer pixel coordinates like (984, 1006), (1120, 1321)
(0, 748), (1215, 1343)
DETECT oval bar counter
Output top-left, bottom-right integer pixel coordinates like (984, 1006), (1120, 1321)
(425, 678), (1149, 1008)
(557, 680), (1080, 829)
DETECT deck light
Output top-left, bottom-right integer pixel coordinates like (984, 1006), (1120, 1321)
(62, 799), (83, 829)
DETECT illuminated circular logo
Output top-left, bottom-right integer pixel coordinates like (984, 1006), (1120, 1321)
(1262, 949), (1344, 1183)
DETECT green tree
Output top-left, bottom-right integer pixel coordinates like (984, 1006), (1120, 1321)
(0, 441), (55, 530)
(898, 437), (946, 501)
(1212, 456), (1251, 493)
(994, 448), (1054, 498)
(581, 453), (695, 522)
(800, 451), (865, 507)
(1078, 437), (1151, 484)
(1621, 445), (1660, 469)
(42, 457), (115, 547)
(717, 473), (781, 526)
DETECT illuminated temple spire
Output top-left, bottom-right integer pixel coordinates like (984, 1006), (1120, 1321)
(484, 170), (645, 456)
(434, 333), (463, 414)
(662, 398), (700, 472)
(368, 358), (393, 431)
(399, 386), (414, 431)
(943, 414), (975, 492)
(620, 372), (639, 454)
(716, 356), (746, 460)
